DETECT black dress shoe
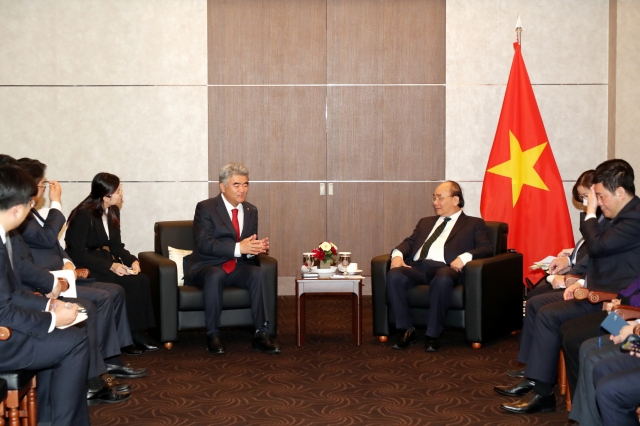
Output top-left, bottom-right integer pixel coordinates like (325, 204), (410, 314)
(106, 363), (147, 379)
(392, 328), (417, 350)
(122, 345), (144, 356)
(206, 333), (226, 355)
(424, 336), (440, 352)
(87, 384), (131, 406)
(507, 368), (526, 378)
(500, 390), (556, 414)
(252, 330), (281, 354)
(493, 378), (535, 397)
(103, 374), (132, 393)
(131, 332), (160, 352)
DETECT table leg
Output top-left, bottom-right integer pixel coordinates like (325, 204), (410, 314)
(296, 291), (305, 346)
(352, 291), (362, 346)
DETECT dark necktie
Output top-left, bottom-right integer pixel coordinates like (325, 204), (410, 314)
(5, 236), (13, 269)
(31, 208), (47, 223)
(418, 217), (451, 261)
(222, 208), (240, 274)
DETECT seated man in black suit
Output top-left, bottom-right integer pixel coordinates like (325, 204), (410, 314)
(186, 162), (280, 355)
(0, 164), (90, 426)
(386, 180), (493, 352)
(496, 159), (640, 414)
(593, 348), (640, 426)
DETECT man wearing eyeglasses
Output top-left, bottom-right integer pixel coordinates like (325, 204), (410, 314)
(386, 180), (493, 352)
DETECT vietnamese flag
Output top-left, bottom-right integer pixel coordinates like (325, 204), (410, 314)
(480, 42), (574, 282)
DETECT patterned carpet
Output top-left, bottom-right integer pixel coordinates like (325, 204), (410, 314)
(89, 296), (569, 425)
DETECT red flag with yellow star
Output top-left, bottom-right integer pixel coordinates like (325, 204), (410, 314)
(480, 42), (574, 282)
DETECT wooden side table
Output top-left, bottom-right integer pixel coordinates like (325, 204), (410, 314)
(295, 277), (363, 346)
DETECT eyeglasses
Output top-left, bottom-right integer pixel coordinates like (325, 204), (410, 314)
(431, 195), (452, 203)
(37, 181), (49, 191)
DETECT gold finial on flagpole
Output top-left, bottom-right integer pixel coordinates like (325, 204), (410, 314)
(515, 14), (522, 45)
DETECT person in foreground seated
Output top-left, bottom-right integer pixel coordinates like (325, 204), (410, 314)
(185, 162), (280, 355)
(386, 180), (493, 352)
(0, 165), (90, 426)
(495, 159), (640, 414)
(65, 172), (160, 352)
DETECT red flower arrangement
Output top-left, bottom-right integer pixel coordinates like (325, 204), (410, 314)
(311, 241), (338, 264)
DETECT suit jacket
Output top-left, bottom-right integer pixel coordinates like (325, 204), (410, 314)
(65, 206), (137, 274)
(18, 208), (69, 271)
(394, 211), (493, 265)
(186, 194), (259, 278)
(580, 196), (640, 293)
(8, 230), (58, 294)
(0, 239), (52, 371)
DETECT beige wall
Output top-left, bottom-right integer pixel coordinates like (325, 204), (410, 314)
(0, 1), (638, 295)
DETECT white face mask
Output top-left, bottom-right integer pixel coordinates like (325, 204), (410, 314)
(583, 198), (589, 207)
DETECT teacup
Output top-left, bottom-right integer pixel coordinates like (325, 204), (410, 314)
(346, 263), (358, 274)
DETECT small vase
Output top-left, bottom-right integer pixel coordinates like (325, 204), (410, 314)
(319, 260), (332, 270)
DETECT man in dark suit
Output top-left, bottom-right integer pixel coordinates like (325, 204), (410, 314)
(386, 180), (493, 352)
(0, 164), (90, 426)
(186, 162), (280, 355)
(593, 351), (640, 426)
(497, 159), (640, 414)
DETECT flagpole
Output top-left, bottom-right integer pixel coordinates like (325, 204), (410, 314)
(515, 14), (522, 46)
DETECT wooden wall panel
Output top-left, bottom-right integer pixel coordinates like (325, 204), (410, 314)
(209, 86), (269, 182)
(208, 0), (269, 84)
(209, 0), (326, 85)
(268, 183), (327, 276)
(268, 87), (327, 181)
(326, 182), (385, 275)
(382, 86), (445, 180)
(269, 0), (327, 84)
(382, 182), (441, 251)
(327, 86), (384, 180)
(327, 0), (383, 83)
(382, 0), (445, 83)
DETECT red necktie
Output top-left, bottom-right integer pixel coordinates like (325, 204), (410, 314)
(222, 208), (240, 274)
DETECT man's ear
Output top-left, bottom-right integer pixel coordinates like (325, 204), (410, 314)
(615, 187), (626, 199)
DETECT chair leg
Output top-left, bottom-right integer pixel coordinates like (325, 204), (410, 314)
(558, 351), (567, 395)
(471, 342), (481, 349)
(164, 342), (173, 349)
(27, 385), (36, 426)
(377, 336), (387, 343)
(8, 406), (19, 426)
(566, 382), (572, 411)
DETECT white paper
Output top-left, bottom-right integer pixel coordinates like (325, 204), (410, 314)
(535, 256), (557, 265)
(56, 312), (87, 329)
(332, 275), (363, 279)
(49, 269), (77, 298)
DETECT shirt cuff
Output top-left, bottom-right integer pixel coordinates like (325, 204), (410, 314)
(50, 201), (62, 211)
(578, 279), (586, 287)
(48, 311), (56, 333)
(234, 243), (241, 258)
(585, 214), (597, 221)
(458, 252), (472, 266)
(547, 275), (556, 283)
(62, 258), (73, 266)
(391, 249), (403, 259)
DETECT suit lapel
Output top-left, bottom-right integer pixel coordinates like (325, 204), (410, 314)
(242, 205), (255, 239)
(0, 240), (18, 293)
(445, 211), (467, 242)
(214, 195), (236, 236)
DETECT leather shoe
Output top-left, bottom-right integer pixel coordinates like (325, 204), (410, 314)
(507, 368), (526, 378)
(252, 330), (281, 354)
(106, 363), (147, 379)
(122, 345), (144, 356)
(424, 336), (440, 352)
(392, 328), (417, 350)
(87, 384), (130, 405)
(500, 390), (556, 414)
(494, 378), (535, 397)
(206, 333), (226, 355)
(131, 332), (160, 352)
(103, 374), (132, 393)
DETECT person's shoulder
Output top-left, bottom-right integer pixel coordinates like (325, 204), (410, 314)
(243, 200), (258, 212)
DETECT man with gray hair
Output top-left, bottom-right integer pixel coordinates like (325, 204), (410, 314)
(185, 162), (280, 354)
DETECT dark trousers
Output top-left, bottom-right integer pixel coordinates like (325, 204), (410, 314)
(519, 293), (602, 384)
(92, 271), (156, 332)
(30, 326), (90, 426)
(191, 262), (268, 335)
(560, 310), (608, 395)
(386, 259), (459, 338)
(594, 353), (640, 426)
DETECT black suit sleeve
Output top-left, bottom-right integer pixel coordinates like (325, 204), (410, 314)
(106, 207), (137, 266)
(9, 233), (56, 294)
(66, 209), (114, 273)
(393, 217), (430, 259)
(466, 219), (493, 259)
(580, 210), (640, 258)
(18, 210), (65, 250)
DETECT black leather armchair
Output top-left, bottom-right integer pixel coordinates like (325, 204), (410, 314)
(371, 221), (523, 348)
(139, 220), (278, 349)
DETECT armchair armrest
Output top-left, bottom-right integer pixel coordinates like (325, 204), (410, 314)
(463, 252), (523, 343)
(255, 254), (278, 337)
(574, 289), (618, 304)
(371, 254), (392, 337)
(613, 305), (640, 321)
(139, 251), (179, 343)
(0, 326), (10, 341)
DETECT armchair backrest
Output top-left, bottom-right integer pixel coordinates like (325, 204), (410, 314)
(485, 221), (508, 256)
(154, 220), (195, 257)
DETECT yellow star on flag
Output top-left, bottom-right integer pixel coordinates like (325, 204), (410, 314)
(487, 130), (549, 207)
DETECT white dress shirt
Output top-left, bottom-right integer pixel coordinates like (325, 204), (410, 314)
(220, 196), (245, 258)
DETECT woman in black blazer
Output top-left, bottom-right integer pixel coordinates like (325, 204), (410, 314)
(66, 172), (159, 353)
